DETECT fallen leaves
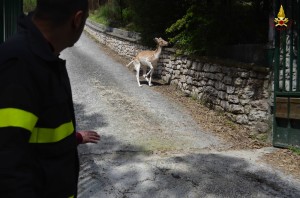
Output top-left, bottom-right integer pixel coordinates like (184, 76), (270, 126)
(262, 149), (300, 178)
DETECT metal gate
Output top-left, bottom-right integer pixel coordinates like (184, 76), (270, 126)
(273, 0), (300, 148)
(0, 0), (23, 43)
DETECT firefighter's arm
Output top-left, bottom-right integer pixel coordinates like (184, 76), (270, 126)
(0, 60), (39, 197)
(0, 127), (37, 197)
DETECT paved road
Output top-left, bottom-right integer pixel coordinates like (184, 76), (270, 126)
(61, 33), (300, 198)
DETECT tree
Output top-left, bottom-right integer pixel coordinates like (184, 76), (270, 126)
(166, 0), (270, 56)
(125, 0), (187, 47)
(89, 0), (100, 11)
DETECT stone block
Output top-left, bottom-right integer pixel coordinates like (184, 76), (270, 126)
(186, 60), (192, 69)
(210, 64), (222, 73)
(203, 63), (211, 72)
(187, 76), (193, 84)
(226, 86), (235, 94)
(220, 100), (230, 111)
(228, 95), (239, 104)
(234, 77), (244, 86)
(236, 115), (249, 124)
(215, 81), (226, 91)
(248, 110), (268, 121)
(255, 122), (270, 133)
(229, 104), (244, 114)
(215, 73), (224, 81)
(218, 91), (227, 100)
(191, 62), (198, 70)
(250, 100), (269, 111)
(223, 76), (233, 85)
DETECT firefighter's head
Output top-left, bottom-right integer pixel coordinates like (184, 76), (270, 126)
(32, 0), (89, 53)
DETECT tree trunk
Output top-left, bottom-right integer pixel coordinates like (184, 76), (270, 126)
(89, 0), (100, 11)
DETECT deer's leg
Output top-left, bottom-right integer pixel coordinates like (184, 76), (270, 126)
(142, 65), (149, 82)
(134, 62), (142, 87)
(145, 62), (154, 86)
(148, 69), (154, 87)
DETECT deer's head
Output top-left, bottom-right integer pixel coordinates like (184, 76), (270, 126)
(154, 37), (168, 47)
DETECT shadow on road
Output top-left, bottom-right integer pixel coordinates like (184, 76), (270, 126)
(74, 102), (299, 197)
(138, 80), (165, 87)
(77, 139), (300, 197)
(74, 103), (108, 131)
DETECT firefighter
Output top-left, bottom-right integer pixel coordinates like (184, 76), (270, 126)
(0, 0), (100, 197)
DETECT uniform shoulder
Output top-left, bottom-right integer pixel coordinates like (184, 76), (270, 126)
(0, 34), (30, 64)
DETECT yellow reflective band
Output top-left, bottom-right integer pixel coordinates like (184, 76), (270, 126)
(68, 196), (74, 198)
(29, 121), (74, 143)
(0, 108), (38, 132)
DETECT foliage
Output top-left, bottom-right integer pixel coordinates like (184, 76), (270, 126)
(166, 3), (211, 55)
(23, 0), (36, 13)
(125, 0), (187, 47)
(90, 0), (123, 27)
(166, 0), (270, 56)
(89, 9), (110, 26)
(89, 0), (270, 55)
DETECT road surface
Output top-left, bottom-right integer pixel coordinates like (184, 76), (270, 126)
(61, 33), (300, 198)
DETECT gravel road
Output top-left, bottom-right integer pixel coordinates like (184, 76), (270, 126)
(61, 33), (300, 198)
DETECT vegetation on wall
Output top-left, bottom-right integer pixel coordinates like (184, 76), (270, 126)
(89, 0), (124, 26)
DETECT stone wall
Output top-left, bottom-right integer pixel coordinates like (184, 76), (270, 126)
(85, 20), (146, 60)
(84, 20), (272, 133)
(159, 50), (272, 133)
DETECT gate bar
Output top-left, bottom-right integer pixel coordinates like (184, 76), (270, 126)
(298, 0), (300, 91)
(289, 1), (294, 92)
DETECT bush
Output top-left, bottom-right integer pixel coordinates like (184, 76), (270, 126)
(23, 0), (36, 13)
(90, 0), (123, 27)
(166, 1), (269, 56)
(126, 0), (187, 47)
(166, 4), (210, 55)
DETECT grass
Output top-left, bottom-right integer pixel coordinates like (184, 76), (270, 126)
(89, 10), (110, 26)
(289, 146), (300, 155)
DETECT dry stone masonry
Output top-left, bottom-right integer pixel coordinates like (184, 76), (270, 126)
(85, 20), (272, 134)
(158, 50), (272, 133)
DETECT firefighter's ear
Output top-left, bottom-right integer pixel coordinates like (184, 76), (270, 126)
(72, 10), (84, 29)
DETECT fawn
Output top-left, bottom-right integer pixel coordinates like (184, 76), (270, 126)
(126, 37), (168, 87)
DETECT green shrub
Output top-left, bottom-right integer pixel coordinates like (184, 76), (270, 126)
(122, 7), (133, 24)
(289, 146), (300, 155)
(166, 1), (269, 56)
(90, 1), (124, 27)
(23, 0), (36, 13)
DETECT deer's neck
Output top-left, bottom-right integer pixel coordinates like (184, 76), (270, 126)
(153, 45), (162, 59)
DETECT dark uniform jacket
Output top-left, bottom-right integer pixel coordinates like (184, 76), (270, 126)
(0, 14), (79, 198)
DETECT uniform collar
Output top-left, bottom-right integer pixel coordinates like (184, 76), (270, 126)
(18, 13), (61, 62)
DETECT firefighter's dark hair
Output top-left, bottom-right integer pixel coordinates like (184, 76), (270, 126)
(34, 0), (88, 25)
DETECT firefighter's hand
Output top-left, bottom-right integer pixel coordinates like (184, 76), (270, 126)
(77, 131), (100, 144)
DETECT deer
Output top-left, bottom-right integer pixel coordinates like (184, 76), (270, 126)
(126, 37), (168, 87)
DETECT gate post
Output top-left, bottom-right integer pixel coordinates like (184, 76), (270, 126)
(0, 0), (23, 43)
(0, 0), (5, 43)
